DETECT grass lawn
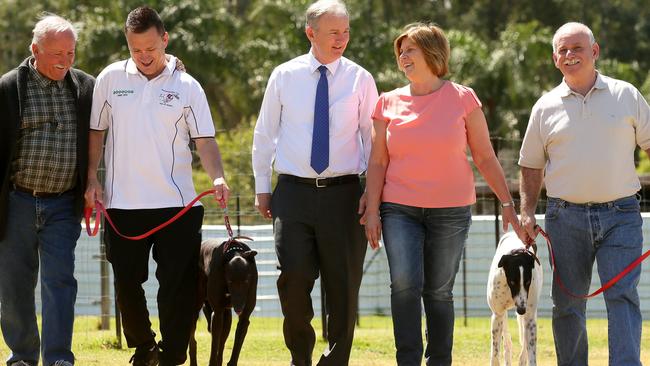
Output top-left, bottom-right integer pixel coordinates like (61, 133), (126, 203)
(1, 316), (649, 365)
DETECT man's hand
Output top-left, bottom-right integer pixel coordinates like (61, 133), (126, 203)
(255, 193), (272, 219)
(357, 192), (367, 217)
(166, 54), (186, 72)
(519, 167), (544, 245)
(84, 176), (103, 209)
(519, 210), (540, 245)
(212, 177), (230, 206)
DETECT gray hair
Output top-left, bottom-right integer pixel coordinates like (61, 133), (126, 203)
(31, 14), (77, 49)
(552, 22), (596, 52)
(305, 0), (348, 30)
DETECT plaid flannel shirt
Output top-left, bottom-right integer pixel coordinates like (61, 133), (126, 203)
(11, 60), (77, 193)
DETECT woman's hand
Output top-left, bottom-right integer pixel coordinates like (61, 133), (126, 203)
(361, 211), (382, 250)
(501, 205), (525, 239)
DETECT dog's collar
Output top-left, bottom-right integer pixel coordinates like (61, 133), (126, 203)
(223, 237), (252, 263)
(510, 247), (541, 266)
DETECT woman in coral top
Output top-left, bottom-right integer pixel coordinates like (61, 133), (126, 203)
(361, 23), (521, 365)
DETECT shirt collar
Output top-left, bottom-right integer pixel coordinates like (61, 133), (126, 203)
(28, 57), (65, 90)
(308, 49), (341, 76)
(125, 55), (176, 78)
(558, 71), (606, 97)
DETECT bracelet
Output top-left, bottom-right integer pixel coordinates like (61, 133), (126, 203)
(501, 200), (515, 208)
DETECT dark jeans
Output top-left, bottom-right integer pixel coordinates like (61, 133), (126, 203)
(0, 190), (79, 366)
(271, 178), (367, 366)
(105, 206), (203, 366)
(546, 195), (643, 366)
(380, 202), (471, 366)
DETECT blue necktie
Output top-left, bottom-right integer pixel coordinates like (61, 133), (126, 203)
(310, 65), (329, 174)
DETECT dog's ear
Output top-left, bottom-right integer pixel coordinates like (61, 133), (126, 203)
(243, 250), (257, 259)
(498, 255), (509, 268)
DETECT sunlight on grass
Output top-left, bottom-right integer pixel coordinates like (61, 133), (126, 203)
(1, 316), (649, 365)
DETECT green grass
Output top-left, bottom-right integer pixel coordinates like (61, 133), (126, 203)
(2, 316), (649, 365)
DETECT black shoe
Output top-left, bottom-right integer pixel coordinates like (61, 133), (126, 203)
(129, 343), (159, 366)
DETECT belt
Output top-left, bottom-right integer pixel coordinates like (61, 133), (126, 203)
(278, 174), (359, 188)
(548, 194), (638, 208)
(12, 184), (69, 198)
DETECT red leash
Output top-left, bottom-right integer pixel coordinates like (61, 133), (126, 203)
(84, 189), (234, 240)
(537, 226), (650, 298)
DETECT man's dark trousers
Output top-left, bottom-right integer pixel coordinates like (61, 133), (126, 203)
(105, 206), (204, 365)
(272, 175), (367, 366)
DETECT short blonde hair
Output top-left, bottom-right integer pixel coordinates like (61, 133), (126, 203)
(394, 23), (449, 77)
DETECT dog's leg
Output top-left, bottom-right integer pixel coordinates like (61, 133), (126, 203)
(490, 312), (504, 366)
(227, 314), (251, 366)
(502, 312), (513, 366)
(209, 308), (227, 366)
(189, 319), (198, 366)
(517, 313), (527, 366)
(219, 309), (232, 366)
(523, 314), (537, 366)
(204, 301), (213, 332)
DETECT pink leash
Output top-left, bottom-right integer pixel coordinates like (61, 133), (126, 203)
(84, 189), (234, 240)
(537, 226), (650, 298)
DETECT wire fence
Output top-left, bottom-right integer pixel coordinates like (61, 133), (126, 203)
(17, 136), (650, 344)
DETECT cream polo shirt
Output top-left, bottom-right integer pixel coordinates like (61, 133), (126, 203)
(90, 56), (215, 209)
(519, 73), (650, 203)
(252, 51), (378, 194)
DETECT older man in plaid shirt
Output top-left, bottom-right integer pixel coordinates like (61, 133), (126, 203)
(0, 14), (94, 366)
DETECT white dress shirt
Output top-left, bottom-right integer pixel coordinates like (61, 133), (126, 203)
(252, 51), (378, 194)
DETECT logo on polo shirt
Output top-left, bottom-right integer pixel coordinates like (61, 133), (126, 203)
(113, 89), (134, 97)
(159, 89), (180, 107)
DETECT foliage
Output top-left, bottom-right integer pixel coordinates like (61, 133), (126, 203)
(3, 0), (650, 200)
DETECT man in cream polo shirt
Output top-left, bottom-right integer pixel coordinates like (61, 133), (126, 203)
(519, 22), (650, 366)
(85, 6), (229, 366)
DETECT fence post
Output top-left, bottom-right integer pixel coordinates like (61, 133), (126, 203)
(462, 246), (467, 326)
(321, 280), (328, 341)
(115, 293), (122, 348)
(492, 137), (501, 247)
(236, 195), (241, 236)
(99, 229), (110, 330)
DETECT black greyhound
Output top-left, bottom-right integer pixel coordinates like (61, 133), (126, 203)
(189, 237), (257, 366)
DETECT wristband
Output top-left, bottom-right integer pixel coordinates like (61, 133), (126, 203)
(501, 200), (515, 208)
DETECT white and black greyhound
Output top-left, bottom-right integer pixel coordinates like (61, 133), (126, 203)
(487, 231), (543, 366)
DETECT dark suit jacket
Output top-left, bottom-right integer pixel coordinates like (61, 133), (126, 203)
(0, 58), (95, 240)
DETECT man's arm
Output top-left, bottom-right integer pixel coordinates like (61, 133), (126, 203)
(358, 72), (379, 172)
(356, 73), (379, 216)
(519, 167), (544, 242)
(195, 137), (229, 204)
(84, 130), (105, 208)
(252, 68), (282, 219)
